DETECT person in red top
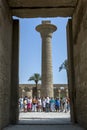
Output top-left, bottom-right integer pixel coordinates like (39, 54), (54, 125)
(27, 97), (32, 112)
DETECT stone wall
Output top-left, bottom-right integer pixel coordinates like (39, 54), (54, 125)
(67, 19), (77, 123)
(0, 0), (12, 129)
(0, 0), (87, 129)
(72, 0), (87, 128)
(19, 84), (68, 98)
(8, 0), (77, 18)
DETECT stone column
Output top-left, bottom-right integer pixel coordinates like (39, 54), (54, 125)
(36, 21), (57, 97)
(66, 89), (68, 97)
(22, 89), (25, 97)
(37, 89), (41, 98)
(30, 89), (33, 98)
(58, 89), (61, 99)
(26, 90), (32, 97)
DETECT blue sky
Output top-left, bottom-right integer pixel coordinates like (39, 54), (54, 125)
(18, 17), (69, 84)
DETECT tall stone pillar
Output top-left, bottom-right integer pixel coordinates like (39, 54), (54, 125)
(58, 89), (61, 99)
(36, 21), (57, 97)
(66, 89), (69, 97)
(37, 89), (41, 98)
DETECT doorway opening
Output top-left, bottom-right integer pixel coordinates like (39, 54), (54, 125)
(17, 17), (71, 124)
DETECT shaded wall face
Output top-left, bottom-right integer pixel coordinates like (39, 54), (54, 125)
(72, 0), (87, 128)
(0, 0), (12, 129)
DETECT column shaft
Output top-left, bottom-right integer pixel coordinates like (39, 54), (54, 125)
(42, 34), (53, 97)
(36, 21), (57, 97)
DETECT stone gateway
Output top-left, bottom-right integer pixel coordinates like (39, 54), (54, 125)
(0, 0), (87, 129)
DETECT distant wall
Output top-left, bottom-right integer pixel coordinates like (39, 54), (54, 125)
(19, 84), (68, 98)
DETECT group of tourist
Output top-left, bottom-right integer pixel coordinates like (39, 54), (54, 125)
(19, 96), (70, 113)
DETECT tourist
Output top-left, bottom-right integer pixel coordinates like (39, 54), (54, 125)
(37, 97), (42, 112)
(23, 96), (28, 112)
(50, 97), (55, 112)
(63, 97), (68, 113)
(55, 97), (60, 112)
(32, 97), (37, 112)
(19, 96), (24, 112)
(60, 97), (64, 112)
(45, 97), (50, 112)
(42, 97), (46, 112)
(27, 97), (32, 112)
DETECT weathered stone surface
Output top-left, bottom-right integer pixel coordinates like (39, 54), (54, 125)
(7, 0), (77, 17)
(67, 19), (77, 123)
(0, 0), (12, 129)
(19, 84), (68, 98)
(72, 0), (87, 128)
(36, 21), (57, 97)
(0, 0), (87, 129)
(11, 8), (75, 18)
(8, 0), (77, 7)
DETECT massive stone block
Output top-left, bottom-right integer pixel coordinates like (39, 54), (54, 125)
(0, 0), (87, 129)
(7, 0), (77, 18)
(72, 0), (87, 128)
(0, 0), (12, 129)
